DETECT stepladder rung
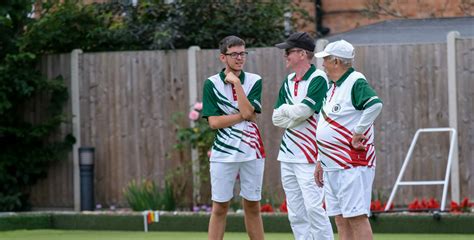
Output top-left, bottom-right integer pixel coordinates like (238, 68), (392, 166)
(398, 181), (445, 186)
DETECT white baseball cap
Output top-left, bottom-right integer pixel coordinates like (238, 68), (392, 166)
(314, 40), (355, 59)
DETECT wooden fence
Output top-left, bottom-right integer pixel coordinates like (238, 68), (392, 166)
(29, 54), (74, 208)
(29, 38), (474, 209)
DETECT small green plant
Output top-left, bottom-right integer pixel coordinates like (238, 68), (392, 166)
(173, 102), (216, 204)
(123, 179), (175, 211)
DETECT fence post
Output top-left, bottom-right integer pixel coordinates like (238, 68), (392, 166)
(447, 31), (460, 203)
(315, 39), (328, 69)
(71, 49), (83, 211)
(187, 46), (201, 206)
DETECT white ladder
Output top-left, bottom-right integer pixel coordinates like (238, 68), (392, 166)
(385, 128), (457, 211)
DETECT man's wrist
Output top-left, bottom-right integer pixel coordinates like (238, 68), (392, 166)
(354, 127), (365, 134)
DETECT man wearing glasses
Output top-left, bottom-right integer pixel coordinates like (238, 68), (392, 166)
(202, 35), (265, 240)
(272, 32), (334, 240)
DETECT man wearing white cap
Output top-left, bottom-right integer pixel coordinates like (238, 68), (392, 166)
(314, 40), (383, 240)
(273, 32), (334, 240)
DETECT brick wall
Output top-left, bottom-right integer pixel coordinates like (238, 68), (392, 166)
(295, 0), (473, 36)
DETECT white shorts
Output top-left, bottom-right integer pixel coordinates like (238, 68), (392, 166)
(210, 159), (265, 202)
(323, 166), (375, 218)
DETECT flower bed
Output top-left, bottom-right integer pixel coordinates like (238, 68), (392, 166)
(370, 197), (473, 213)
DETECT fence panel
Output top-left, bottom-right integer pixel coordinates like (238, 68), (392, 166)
(78, 50), (191, 207)
(456, 38), (474, 201)
(29, 54), (74, 208)
(356, 43), (451, 204)
(30, 39), (473, 208)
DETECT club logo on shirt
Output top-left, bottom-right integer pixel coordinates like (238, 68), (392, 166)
(332, 104), (341, 113)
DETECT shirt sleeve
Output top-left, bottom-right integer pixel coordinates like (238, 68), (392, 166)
(274, 79), (290, 109)
(272, 108), (291, 128)
(351, 78), (383, 110)
(301, 76), (328, 113)
(202, 79), (223, 117)
(247, 79), (262, 113)
(354, 103), (383, 134)
(272, 106), (310, 129)
(279, 103), (314, 122)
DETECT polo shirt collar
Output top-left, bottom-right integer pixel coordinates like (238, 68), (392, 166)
(219, 69), (245, 84)
(334, 67), (355, 87)
(291, 64), (316, 82)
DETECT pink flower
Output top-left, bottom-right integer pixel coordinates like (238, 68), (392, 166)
(207, 150), (211, 157)
(194, 102), (203, 111)
(188, 110), (199, 121)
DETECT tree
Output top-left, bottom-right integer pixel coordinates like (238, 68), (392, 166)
(0, 0), (73, 211)
(21, 0), (312, 53)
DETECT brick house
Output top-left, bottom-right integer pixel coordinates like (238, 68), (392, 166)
(296, 0), (473, 36)
(42, 0), (472, 36)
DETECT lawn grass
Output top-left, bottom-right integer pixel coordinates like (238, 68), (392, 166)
(0, 230), (473, 240)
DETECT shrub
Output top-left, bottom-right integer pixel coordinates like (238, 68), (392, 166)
(124, 179), (176, 211)
(174, 102), (215, 204)
(175, 102), (215, 172)
(0, 1), (73, 211)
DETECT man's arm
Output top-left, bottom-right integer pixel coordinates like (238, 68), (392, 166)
(351, 103), (383, 150)
(272, 108), (292, 128)
(208, 114), (244, 130)
(279, 103), (314, 122)
(272, 103), (314, 128)
(272, 75), (327, 129)
(202, 79), (245, 129)
(351, 79), (383, 150)
(225, 72), (255, 120)
(354, 103), (383, 134)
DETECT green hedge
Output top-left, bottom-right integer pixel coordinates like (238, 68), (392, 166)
(0, 214), (51, 230)
(369, 214), (474, 234)
(1, 212), (473, 234)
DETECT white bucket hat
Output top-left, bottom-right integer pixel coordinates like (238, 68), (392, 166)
(314, 40), (354, 59)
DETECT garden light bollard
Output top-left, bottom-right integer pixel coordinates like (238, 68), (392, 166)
(79, 147), (95, 211)
(143, 210), (160, 232)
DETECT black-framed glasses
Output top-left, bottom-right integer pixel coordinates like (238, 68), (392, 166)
(224, 52), (249, 59)
(284, 49), (304, 57)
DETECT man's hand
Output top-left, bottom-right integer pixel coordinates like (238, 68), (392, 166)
(225, 72), (241, 85)
(245, 112), (257, 123)
(351, 133), (367, 151)
(314, 161), (324, 188)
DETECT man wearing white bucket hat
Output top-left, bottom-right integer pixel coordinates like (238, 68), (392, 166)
(314, 40), (383, 240)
